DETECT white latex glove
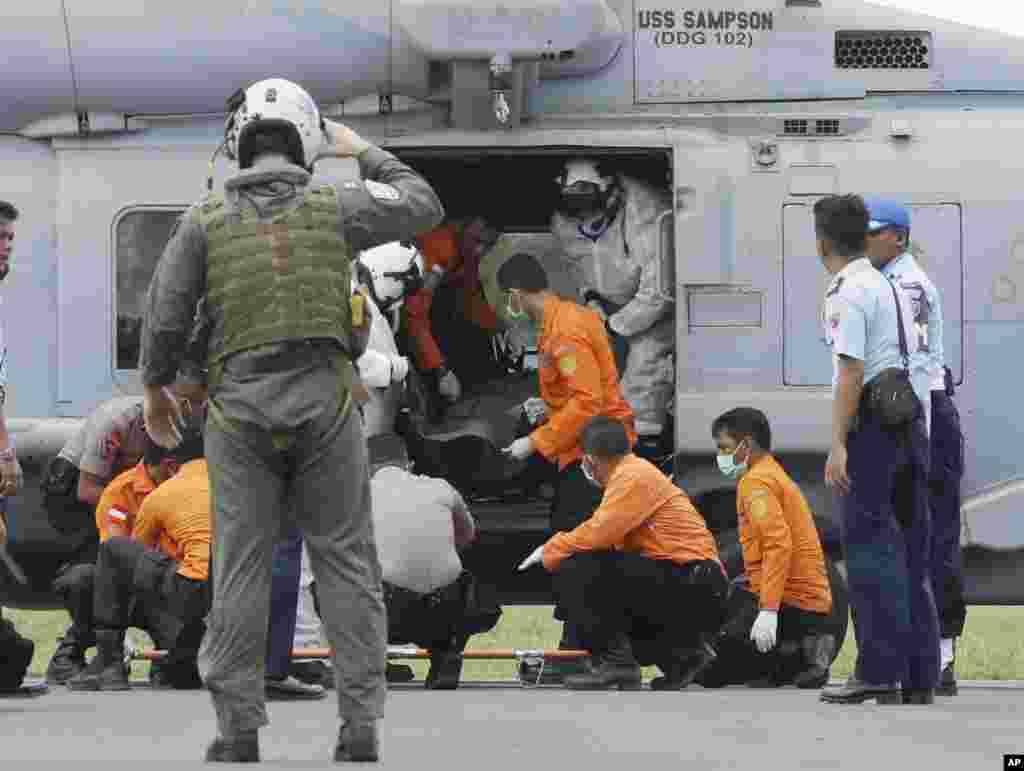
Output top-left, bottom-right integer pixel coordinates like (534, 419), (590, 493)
(0, 451), (23, 497)
(502, 436), (535, 461)
(144, 385), (184, 449)
(391, 356), (409, 383)
(517, 544), (545, 571)
(751, 610), (779, 653)
(322, 119), (372, 158)
(586, 299), (608, 322)
(438, 369), (461, 402)
(523, 397), (548, 425)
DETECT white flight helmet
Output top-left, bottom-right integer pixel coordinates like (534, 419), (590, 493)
(559, 158), (610, 191)
(355, 241), (425, 316)
(223, 78), (326, 170)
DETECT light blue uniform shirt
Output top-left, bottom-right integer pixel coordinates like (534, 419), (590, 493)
(823, 258), (930, 424)
(880, 251), (946, 393)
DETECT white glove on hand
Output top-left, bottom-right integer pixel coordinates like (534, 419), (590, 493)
(586, 299), (608, 322)
(502, 436), (534, 461)
(523, 397), (548, 425)
(438, 369), (461, 401)
(391, 356), (410, 383)
(0, 452), (23, 497)
(144, 385), (184, 449)
(751, 610), (779, 653)
(517, 544), (545, 571)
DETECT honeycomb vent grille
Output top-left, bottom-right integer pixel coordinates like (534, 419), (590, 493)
(835, 31), (931, 69)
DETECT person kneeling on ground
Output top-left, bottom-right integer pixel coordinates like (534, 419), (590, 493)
(68, 430), (210, 691)
(367, 434), (500, 689)
(519, 416), (728, 690)
(699, 407), (834, 689)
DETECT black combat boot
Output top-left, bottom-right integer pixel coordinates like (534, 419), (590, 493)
(792, 634), (836, 689)
(66, 629), (130, 692)
(651, 641), (718, 691)
(819, 676), (903, 704)
(902, 688), (935, 705)
(334, 720), (380, 762)
(425, 650), (463, 690)
(205, 731), (260, 763)
(45, 629), (88, 684)
(0, 635), (34, 693)
(564, 634), (642, 691)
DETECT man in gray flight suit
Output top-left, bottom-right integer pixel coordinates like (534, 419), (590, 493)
(139, 77), (444, 763)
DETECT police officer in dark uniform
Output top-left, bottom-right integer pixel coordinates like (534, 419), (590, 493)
(139, 78), (443, 763)
(813, 194), (940, 706)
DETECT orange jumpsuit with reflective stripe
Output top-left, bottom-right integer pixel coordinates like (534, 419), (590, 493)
(736, 455), (832, 614)
(530, 296), (636, 470)
(408, 222), (497, 372)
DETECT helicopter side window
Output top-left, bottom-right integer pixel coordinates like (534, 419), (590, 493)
(113, 208), (186, 370)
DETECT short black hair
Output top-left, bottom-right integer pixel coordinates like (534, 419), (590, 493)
(368, 433), (409, 471)
(0, 201), (18, 222)
(581, 416), (631, 459)
(496, 253), (549, 293)
(813, 194), (869, 256)
(143, 427), (205, 468)
(711, 407), (772, 452)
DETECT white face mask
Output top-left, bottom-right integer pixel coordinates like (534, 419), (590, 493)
(716, 442), (749, 481)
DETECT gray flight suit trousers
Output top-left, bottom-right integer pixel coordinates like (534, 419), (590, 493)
(198, 342), (387, 738)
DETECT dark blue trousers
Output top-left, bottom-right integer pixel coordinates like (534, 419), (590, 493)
(265, 525), (303, 679)
(929, 391), (966, 640)
(839, 408), (940, 689)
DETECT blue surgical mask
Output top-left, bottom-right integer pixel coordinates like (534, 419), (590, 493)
(716, 443), (748, 480)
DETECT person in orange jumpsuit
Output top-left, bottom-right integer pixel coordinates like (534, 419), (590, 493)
(519, 416), (729, 690)
(68, 429), (211, 691)
(496, 252), (636, 682)
(407, 218), (499, 406)
(701, 407), (835, 689)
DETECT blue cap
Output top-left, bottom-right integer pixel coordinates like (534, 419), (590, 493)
(864, 197), (910, 232)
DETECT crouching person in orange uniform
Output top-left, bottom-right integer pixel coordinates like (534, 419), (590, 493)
(699, 407), (834, 689)
(68, 429), (210, 691)
(519, 416), (729, 691)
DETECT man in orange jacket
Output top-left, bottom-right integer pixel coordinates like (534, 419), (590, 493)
(408, 218), (499, 407)
(519, 416), (728, 690)
(497, 252), (636, 680)
(701, 407), (835, 689)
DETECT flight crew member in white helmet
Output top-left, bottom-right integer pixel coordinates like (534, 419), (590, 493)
(813, 194), (939, 707)
(550, 158), (675, 451)
(139, 77), (443, 763)
(862, 197), (966, 696)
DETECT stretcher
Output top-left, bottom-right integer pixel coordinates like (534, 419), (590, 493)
(127, 645), (591, 687)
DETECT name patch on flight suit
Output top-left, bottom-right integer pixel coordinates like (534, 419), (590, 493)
(365, 180), (401, 202)
(550, 342), (578, 377)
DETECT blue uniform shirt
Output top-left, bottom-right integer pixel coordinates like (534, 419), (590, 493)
(880, 251), (945, 393)
(823, 258), (930, 418)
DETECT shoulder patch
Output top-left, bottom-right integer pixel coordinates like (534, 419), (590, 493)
(750, 496), (769, 520)
(364, 180), (401, 202)
(558, 354), (578, 376)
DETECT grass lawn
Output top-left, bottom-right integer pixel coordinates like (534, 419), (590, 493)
(7, 605), (1024, 683)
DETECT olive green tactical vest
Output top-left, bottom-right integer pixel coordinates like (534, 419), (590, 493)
(198, 185), (352, 367)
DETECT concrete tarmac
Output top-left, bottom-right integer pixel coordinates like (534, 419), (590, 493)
(1, 681), (1021, 769)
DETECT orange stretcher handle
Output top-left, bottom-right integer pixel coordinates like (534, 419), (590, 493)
(134, 647), (590, 661)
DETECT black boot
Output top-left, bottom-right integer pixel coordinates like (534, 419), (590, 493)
(652, 642), (718, 691)
(425, 650), (463, 690)
(334, 721), (379, 762)
(902, 688), (935, 705)
(792, 634), (836, 690)
(66, 629), (130, 692)
(205, 731), (260, 763)
(564, 634), (642, 691)
(819, 677), (903, 704)
(0, 635), (34, 693)
(45, 629), (88, 684)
